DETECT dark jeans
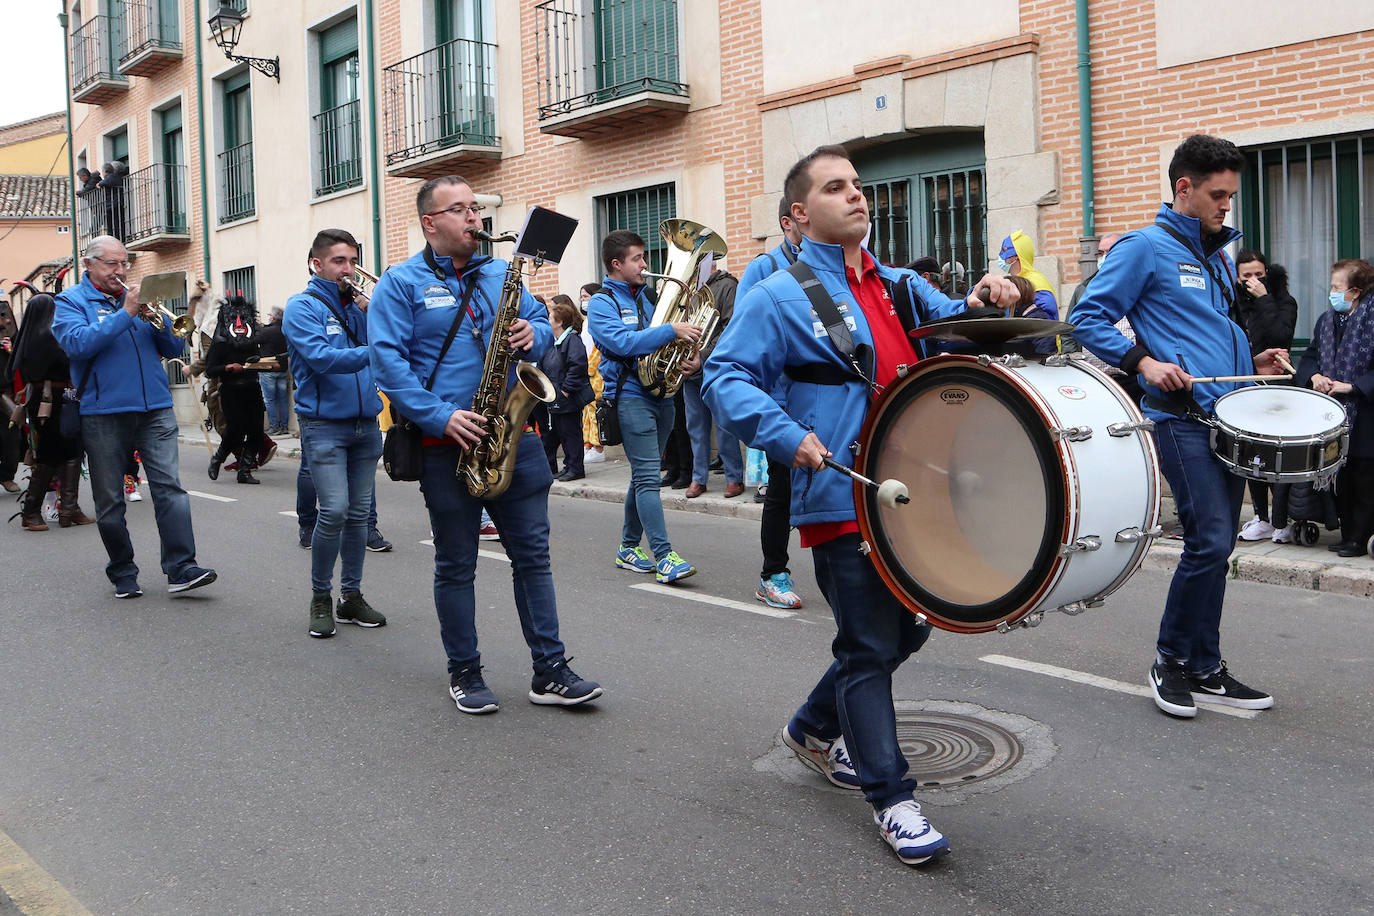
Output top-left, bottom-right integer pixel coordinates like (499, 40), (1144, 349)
(1154, 419), (1245, 677)
(544, 410), (584, 476)
(1247, 479), (1271, 521)
(419, 435), (565, 675)
(794, 532), (931, 811)
(661, 390), (692, 480)
(760, 458), (792, 578)
(1336, 456), (1374, 546)
(258, 372), (290, 430)
(82, 408), (198, 584)
(682, 375), (743, 485)
(298, 417), (381, 594)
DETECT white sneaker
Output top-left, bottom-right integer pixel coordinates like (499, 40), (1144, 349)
(584, 448), (606, 464)
(781, 722), (860, 789)
(873, 800), (950, 865)
(1238, 517), (1274, 541)
(1271, 524), (1293, 544)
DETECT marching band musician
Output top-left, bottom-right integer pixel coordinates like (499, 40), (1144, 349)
(703, 146), (1018, 867)
(283, 229), (387, 639)
(52, 235), (217, 600)
(367, 175), (603, 715)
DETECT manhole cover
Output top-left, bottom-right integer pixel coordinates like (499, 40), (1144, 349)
(896, 711), (1023, 787)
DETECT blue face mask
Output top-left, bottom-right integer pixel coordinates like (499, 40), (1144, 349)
(996, 258), (1010, 273)
(1331, 291), (1352, 313)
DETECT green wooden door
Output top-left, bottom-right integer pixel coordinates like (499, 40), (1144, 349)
(593, 0), (678, 98)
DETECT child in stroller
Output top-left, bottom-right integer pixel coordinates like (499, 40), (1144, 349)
(1270, 478), (1340, 547)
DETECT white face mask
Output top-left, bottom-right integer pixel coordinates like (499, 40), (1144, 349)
(1096, 255), (1105, 271)
(1331, 291), (1352, 313)
(996, 257), (1010, 273)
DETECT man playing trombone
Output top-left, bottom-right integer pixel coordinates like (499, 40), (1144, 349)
(52, 235), (217, 599)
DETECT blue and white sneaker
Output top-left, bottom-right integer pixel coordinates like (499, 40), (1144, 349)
(113, 578), (143, 600)
(781, 720), (861, 789)
(874, 800), (950, 866)
(449, 666), (499, 715)
(168, 565), (216, 594)
(654, 551), (696, 584)
(615, 546), (655, 573)
(529, 658), (603, 707)
(756, 572), (803, 609)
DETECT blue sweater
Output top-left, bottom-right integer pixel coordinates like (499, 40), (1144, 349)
(53, 275), (183, 415)
(283, 276), (381, 421)
(586, 277), (677, 401)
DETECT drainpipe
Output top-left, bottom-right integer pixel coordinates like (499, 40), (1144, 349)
(193, 0), (211, 279)
(364, 0), (383, 271)
(59, 5), (80, 273)
(1075, 0), (1098, 283)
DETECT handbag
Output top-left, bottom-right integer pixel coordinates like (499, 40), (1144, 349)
(58, 370), (90, 441)
(595, 386), (623, 447)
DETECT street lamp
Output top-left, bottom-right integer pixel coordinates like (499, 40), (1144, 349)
(207, 2), (281, 81)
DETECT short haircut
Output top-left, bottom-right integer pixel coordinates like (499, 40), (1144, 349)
(82, 235), (120, 260)
(601, 229), (646, 274)
(579, 282), (602, 297)
(1168, 134), (1245, 189)
(416, 175), (469, 216)
(77, 167), (90, 178)
(777, 195), (792, 224)
(782, 144), (850, 211)
(1235, 249), (1267, 267)
(1333, 258), (1374, 296)
(310, 229), (359, 260)
(550, 298), (582, 333)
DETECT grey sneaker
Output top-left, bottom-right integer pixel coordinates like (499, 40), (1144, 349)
(308, 591), (335, 638)
(336, 592), (386, 628)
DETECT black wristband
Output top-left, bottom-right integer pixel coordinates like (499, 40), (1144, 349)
(1120, 344), (1150, 375)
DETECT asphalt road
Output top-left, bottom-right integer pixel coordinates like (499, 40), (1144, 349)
(2, 451), (1372, 916)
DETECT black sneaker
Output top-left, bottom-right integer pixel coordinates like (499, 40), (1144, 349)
(299, 529), (312, 550)
(168, 565), (216, 594)
(336, 592), (386, 628)
(529, 658), (603, 707)
(1149, 658), (1197, 718)
(1188, 663), (1274, 710)
(308, 591), (335, 638)
(113, 578), (143, 599)
(450, 666), (499, 714)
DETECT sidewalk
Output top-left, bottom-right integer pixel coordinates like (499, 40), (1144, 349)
(179, 424), (1374, 600)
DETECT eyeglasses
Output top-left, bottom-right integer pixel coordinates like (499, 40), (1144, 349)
(425, 203), (485, 219)
(91, 256), (132, 268)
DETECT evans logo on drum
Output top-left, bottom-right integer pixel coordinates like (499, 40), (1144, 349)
(940, 388), (969, 404)
(1057, 385), (1087, 400)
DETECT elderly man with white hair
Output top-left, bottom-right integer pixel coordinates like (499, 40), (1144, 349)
(52, 236), (216, 599)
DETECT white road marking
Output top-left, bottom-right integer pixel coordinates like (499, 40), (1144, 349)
(629, 582), (795, 619)
(186, 490), (237, 503)
(979, 654), (1260, 719)
(417, 539), (510, 563)
(278, 510), (296, 517)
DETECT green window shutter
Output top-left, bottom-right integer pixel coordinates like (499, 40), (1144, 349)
(320, 19), (359, 65)
(161, 104), (182, 135)
(111, 130), (129, 163)
(594, 0), (678, 93)
(594, 183), (676, 275)
(223, 70), (250, 94)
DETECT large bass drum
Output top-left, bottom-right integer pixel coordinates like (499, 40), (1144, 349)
(854, 354), (1161, 634)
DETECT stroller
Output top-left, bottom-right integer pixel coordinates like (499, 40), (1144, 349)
(1273, 477), (1340, 547)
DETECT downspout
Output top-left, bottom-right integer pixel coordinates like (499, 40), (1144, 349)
(1075, 0), (1098, 281)
(364, 0), (383, 271)
(59, 5), (80, 272)
(193, 0), (211, 279)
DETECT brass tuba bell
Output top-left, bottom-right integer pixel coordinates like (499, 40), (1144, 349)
(636, 219), (728, 398)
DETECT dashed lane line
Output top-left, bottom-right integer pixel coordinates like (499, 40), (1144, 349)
(185, 490), (237, 503)
(417, 539), (510, 563)
(0, 826), (93, 915)
(628, 582), (796, 619)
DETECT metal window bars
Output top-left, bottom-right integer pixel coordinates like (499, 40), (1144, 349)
(314, 99), (364, 196)
(118, 0), (180, 63)
(594, 183), (677, 276)
(217, 141), (255, 224)
(383, 37), (499, 165)
(123, 162), (188, 243)
(71, 15), (128, 91)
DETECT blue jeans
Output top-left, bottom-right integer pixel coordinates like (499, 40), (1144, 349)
(794, 533), (931, 811)
(297, 451), (379, 536)
(1154, 419), (1245, 677)
(419, 435), (566, 675)
(618, 394), (676, 560)
(682, 374), (744, 485)
(258, 372), (289, 429)
(298, 416), (381, 594)
(82, 408), (198, 584)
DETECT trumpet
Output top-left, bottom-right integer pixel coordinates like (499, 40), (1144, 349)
(344, 265), (379, 298)
(110, 277), (195, 338)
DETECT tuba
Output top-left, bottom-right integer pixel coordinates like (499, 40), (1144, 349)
(636, 219), (728, 398)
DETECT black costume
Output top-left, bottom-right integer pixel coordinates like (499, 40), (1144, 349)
(205, 297), (266, 484)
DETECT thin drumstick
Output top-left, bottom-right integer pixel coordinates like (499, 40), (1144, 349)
(1275, 354), (1297, 374)
(1190, 373), (1293, 384)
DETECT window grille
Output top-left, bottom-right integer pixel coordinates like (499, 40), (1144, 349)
(594, 183), (677, 276)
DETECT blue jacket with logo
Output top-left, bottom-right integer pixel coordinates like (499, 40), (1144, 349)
(367, 250), (552, 438)
(704, 239), (967, 526)
(737, 240), (799, 302)
(1071, 204), (1252, 422)
(283, 276), (382, 421)
(586, 277), (677, 402)
(53, 275), (183, 415)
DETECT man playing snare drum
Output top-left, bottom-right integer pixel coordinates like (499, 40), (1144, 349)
(704, 146), (1016, 867)
(1072, 134), (1289, 719)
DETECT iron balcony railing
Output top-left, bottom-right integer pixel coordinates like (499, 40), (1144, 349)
(71, 15), (128, 92)
(217, 141), (255, 223)
(383, 37), (498, 165)
(118, 0), (180, 62)
(75, 183), (127, 248)
(124, 162), (188, 243)
(314, 99), (364, 196)
(534, 0), (687, 120)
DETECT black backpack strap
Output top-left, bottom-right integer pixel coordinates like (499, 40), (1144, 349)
(785, 260), (871, 387)
(880, 274), (927, 358)
(1155, 222), (1235, 313)
(305, 290), (363, 348)
(1145, 389), (1209, 423)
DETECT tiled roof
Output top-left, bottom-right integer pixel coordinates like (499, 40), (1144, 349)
(0, 174), (71, 219)
(0, 113), (67, 146)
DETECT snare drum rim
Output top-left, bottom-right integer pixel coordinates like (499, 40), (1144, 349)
(1211, 386), (1348, 442)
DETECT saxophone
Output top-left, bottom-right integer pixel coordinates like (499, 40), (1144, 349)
(456, 229), (557, 499)
(636, 219), (729, 398)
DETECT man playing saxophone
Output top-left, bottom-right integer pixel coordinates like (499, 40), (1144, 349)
(368, 175), (603, 715)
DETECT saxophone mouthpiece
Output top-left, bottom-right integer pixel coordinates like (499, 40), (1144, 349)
(467, 228), (494, 242)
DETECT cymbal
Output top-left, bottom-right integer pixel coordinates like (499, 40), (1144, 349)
(909, 316), (1077, 344)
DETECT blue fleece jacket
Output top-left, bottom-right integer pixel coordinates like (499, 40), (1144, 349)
(366, 250), (552, 437)
(737, 240), (799, 302)
(586, 277), (677, 402)
(1071, 204), (1252, 422)
(53, 275), (183, 415)
(283, 276), (382, 421)
(704, 239), (967, 526)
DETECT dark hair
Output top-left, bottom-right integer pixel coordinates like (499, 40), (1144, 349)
(550, 299), (582, 333)
(601, 229), (646, 274)
(1167, 135), (1245, 190)
(777, 195), (792, 224)
(782, 144), (850, 212)
(310, 228), (359, 260)
(905, 256), (940, 275)
(1008, 275), (1036, 308)
(1235, 249), (1267, 267)
(416, 175), (469, 216)
(77, 167), (90, 178)
(1333, 259), (1374, 297)
(579, 282), (602, 297)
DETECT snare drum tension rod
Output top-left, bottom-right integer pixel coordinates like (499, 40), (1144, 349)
(823, 457), (910, 508)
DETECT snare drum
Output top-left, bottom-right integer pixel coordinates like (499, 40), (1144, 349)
(1210, 386), (1348, 483)
(854, 354), (1160, 634)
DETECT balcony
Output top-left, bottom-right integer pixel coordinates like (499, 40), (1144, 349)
(217, 142), (255, 224)
(382, 37), (500, 178)
(118, 0), (182, 77)
(534, 0), (688, 139)
(124, 163), (190, 251)
(314, 100), (364, 196)
(72, 15), (130, 105)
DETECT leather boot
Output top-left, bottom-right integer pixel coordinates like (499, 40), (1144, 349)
(208, 444), (229, 480)
(19, 463), (57, 531)
(236, 458), (260, 485)
(58, 459), (96, 527)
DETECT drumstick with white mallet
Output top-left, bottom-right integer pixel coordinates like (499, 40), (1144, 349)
(822, 457), (911, 508)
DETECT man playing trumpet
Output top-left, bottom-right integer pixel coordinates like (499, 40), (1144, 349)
(52, 236), (217, 599)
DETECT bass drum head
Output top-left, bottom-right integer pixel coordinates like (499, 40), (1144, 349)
(858, 363), (1065, 632)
